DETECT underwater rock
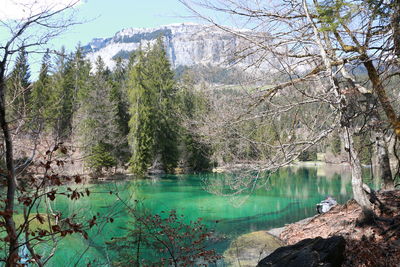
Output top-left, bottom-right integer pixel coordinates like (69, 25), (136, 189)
(223, 231), (284, 267)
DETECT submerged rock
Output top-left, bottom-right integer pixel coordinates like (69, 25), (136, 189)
(223, 231), (284, 267)
(257, 236), (345, 267)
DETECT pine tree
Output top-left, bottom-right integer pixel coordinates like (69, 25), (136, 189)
(73, 46), (92, 109)
(44, 47), (67, 136)
(110, 57), (131, 164)
(6, 47), (31, 121)
(29, 49), (51, 132)
(146, 38), (179, 172)
(128, 38), (179, 175)
(47, 47), (90, 139)
(128, 49), (157, 175)
(76, 56), (120, 173)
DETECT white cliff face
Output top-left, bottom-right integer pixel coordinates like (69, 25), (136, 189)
(84, 23), (259, 70)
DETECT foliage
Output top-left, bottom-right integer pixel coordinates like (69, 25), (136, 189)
(128, 38), (180, 175)
(127, 50), (158, 176)
(0, 144), (99, 264)
(107, 208), (221, 266)
(316, 0), (355, 31)
(44, 47), (75, 138)
(177, 72), (212, 171)
(29, 50), (51, 131)
(86, 142), (117, 173)
(76, 56), (121, 173)
(298, 149), (318, 162)
(330, 130), (342, 156)
(110, 57), (132, 164)
(353, 134), (373, 165)
(6, 47), (31, 120)
(183, 133), (212, 172)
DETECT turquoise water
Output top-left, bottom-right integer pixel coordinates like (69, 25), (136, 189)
(41, 165), (355, 266)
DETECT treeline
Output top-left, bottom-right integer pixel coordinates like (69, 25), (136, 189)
(7, 38), (211, 176)
(8, 37), (381, 178)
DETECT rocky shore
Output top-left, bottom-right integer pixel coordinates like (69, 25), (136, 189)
(224, 190), (400, 267)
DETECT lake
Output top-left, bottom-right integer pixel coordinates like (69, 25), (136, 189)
(43, 164), (366, 266)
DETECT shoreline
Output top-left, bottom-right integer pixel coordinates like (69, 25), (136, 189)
(234, 190), (400, 266)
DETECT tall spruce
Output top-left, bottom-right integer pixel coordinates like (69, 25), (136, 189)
(45, 47), (68, 137)
(76, 56), (120, 173)
(46, 47), (89, 139)
(128, 38), (179, 176)
(147, 38), (179, 172)
(128, 49), (157, 175)
(6, 47), (31, 121)
(110, 57), (131, 164)
(29, 49), (51, 132)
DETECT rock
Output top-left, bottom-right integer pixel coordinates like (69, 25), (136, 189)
(224, 231), (284, 267)
(257, 236), (345, 267)
(267, 227), (286, 238)
(84, 23), (269, 73)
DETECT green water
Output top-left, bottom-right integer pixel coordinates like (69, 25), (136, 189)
(42, 165), (357, 266)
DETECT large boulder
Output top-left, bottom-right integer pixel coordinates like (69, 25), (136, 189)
(257, 236), (345, 267)
(224, 231), (284, 267)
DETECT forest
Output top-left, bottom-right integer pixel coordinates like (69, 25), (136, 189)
(0, 0), (400, 266)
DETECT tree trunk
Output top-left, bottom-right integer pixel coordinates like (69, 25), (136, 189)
(392, 0), (400, 60)
(0, 67), (19, 267)
(364, 93), (395, 189)
(363, 59), (400, 139)
(342, 127), (372, 210)
(372, 131), (394, 189)
(302, 0), (373, 211)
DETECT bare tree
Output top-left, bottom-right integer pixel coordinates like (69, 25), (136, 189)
(180, 0), (400, 211)
(0, 1), (82, 266)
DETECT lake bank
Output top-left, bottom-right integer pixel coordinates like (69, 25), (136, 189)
(228, 190), (400, 266)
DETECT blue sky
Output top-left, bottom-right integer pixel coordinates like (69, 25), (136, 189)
(53, 0), (196, 50)
(1, 0), (199, 76)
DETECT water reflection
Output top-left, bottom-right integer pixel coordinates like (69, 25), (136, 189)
(48, 165), (362, 266)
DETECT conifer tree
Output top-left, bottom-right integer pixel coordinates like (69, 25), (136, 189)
(110, 57), (131, 164)
(147, 38), (179, 172)
(6, 47), (31, 120)
(128, 38), (179, 175)
(29, 49), (51, 132)
(76, 56), (120, 173)
(47, 47), (89, 139)
(73, 46), (92, 109)
(45, 47), (67, 136)
(128, 50), (157, 175)
(56, 53), (76, 138)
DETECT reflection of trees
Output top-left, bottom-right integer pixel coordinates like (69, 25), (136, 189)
(201, 171), (271, 207)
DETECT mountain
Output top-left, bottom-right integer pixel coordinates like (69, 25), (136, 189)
(83, 23), (258, 71)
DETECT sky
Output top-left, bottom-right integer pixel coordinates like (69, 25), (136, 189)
(1, 0), (198, 75)
(52, 0), (196, 50)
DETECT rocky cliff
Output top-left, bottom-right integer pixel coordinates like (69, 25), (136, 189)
(83, 23), (259, 71)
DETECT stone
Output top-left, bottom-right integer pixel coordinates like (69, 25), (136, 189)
(257, 236), (345, 267)
(223, 231), (284, 267)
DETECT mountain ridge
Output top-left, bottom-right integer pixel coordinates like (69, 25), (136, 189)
(83, 23), (258, 71)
